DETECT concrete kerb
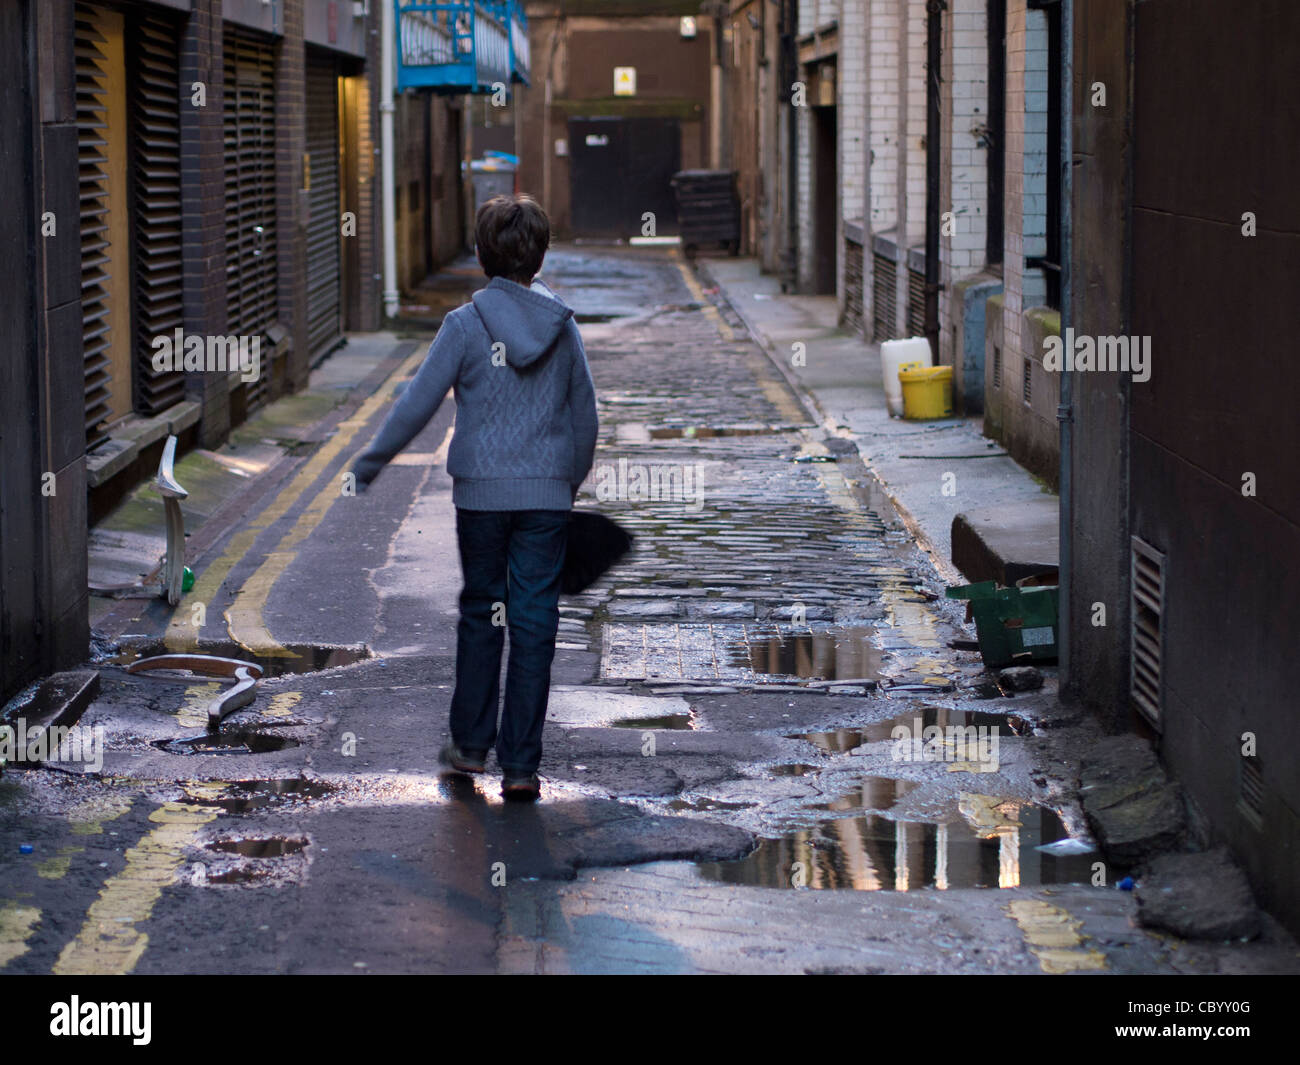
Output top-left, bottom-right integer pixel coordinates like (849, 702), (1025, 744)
(694, 258), (965, 587)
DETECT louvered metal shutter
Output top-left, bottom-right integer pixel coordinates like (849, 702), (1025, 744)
(75, 3), (113, 450)
(907, 266), (926, 340)
(1130, 537), (1165, 728)
(129, 14), (184, 415)
(843, 234), (864, 335)
(872, 252), (896, 343)
(305, 53), (342, 360)
(223, 30), (277, 410)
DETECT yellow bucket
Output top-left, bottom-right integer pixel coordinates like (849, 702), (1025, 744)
(898, 362), (954, 420)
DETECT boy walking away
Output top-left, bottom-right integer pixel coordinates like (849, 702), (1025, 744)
(350, 195), (598, 801)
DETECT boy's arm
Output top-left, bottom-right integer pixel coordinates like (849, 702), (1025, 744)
(568, 324), (599, 495)
(351, 314), (464, 489)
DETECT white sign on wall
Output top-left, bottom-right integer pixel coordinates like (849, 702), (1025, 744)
(614, 66), (636, 96)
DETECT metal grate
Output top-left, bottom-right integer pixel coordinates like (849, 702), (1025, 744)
(305, 52), (343, 361)
(223, 29), (278, 411)
(130, 13), (185, 415)
(872, 252), (896, 342)
(907, 267), (926, 339)
(1130, 537), (1165, 728)
(992, 345), (1001, 389)
(75, 2), (114, 450)
(1022, 356), (1032, 404)
(843, 234), (864, 334)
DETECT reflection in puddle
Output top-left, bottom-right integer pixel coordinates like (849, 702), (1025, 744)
(735, 627), (884, 681)
(811, 777), (920, 813)
(110, 640), (369, 678)
(205, 836), (307, 858)
(612, 714), (694, 730)
(790, 706), (1031, 754)
(698, 801), (1092, 891)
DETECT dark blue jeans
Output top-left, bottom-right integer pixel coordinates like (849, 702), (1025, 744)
(449, 508), (568, 775)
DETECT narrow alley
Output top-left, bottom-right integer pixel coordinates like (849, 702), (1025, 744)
(3, 248), (1293, 980)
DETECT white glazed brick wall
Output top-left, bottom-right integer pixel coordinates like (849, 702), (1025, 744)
(938, 0), (991, 368)
(797, 102), (814, 287)
(1021, 6), (1049, 310)
(838, 0), (867, 310)
(869, 0), (899, 230)
(903, 0), (926, 244)
(1002, 0), (1027, 369)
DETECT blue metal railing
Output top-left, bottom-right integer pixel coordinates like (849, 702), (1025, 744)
(396, 1), (527, 92)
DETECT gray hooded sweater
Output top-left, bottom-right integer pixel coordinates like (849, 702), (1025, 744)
(351, 277), (598, 511)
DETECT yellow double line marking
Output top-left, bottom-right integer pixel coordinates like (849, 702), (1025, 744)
(164, 345), (428, 655)
(672, 249), (736, 341)
(54, 802), (218, 975)
(1008, 899), (1108, 973)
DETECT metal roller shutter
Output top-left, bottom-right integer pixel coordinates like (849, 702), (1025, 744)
(75, 3), (114, 449)
(129, 14), (184, 415)
(872, 252), (896, 343)
(223, 29), (277, 411)
(305, 54), (342, 360)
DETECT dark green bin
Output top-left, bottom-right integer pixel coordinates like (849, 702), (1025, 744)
(945, 580), (1059, 668)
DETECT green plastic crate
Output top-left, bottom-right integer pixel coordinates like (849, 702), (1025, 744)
(945, 580), (1059, 668)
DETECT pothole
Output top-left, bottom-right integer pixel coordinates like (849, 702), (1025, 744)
(697, 801), (1094, 891)
(647, 424), (796, 439)
(770, 763), (819, 777)
(733, 626), (885, 682)
(153, 728), (300, 756)
(183, 778), (334, 814)
(205, 836), (307, 858)
(668, 797), (757, 812)
(611, 714), (694, 730)
(788, 707), (1033, 754)
(107, 639), (369, 678)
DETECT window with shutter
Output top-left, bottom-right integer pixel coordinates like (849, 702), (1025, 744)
(129, 13), (184, 416)
(223, 30), (278, 412)
(305, 53), (343, 361)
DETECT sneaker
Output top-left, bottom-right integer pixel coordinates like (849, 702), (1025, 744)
(439, 742), (487, 774)
(501, 772), (541, 801)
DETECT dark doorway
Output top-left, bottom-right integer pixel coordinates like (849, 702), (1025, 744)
(567, 117), (680, 238)
(811, 105), (838, 294)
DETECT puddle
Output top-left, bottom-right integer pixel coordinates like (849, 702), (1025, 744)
(789, 706), (1031, 753)
(109, 639), (369, 678)
(668, 797), (757, 812)
(735, 627), (885, 681)
(205, 836), (307, 858)
(153, 728), (300, 756)
(770, 763), (819, 777)
(612, 714), (693, 730)
(698, 801), (1093, 891)
(184, 778), (333, 814)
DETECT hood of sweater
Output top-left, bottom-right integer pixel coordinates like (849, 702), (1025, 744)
(469, 276), (574, 369)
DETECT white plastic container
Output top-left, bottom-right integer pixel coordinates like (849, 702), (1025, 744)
(880, 337), (931, 417)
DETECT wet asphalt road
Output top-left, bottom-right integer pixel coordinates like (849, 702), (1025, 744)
(2, 246), (1293, 975)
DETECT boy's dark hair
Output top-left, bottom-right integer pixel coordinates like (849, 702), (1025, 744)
(475, 194), (550, 284)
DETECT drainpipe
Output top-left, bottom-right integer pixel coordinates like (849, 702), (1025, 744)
(1057, 0), (1074, 687)
(923, 0), (945, 359)
(380, 0), (399, 319)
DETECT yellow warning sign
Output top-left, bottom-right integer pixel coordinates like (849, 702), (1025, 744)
(614, 66), (636, 97)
